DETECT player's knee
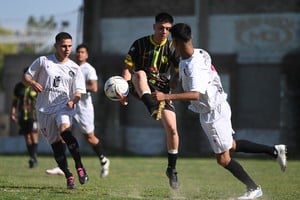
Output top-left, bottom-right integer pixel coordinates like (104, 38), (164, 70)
(132, 70), (147, 82)
(216, 156), (231, 167)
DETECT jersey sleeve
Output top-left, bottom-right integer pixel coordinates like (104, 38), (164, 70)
(74, 68), (86, 94)
(124, 40), (139, 70)
(26, 56), (45, 80)
(87, 66), (98, 81)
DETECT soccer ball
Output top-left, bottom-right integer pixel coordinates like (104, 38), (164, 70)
(104, 76), (129, 101)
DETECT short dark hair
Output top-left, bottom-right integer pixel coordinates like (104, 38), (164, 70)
(170, 23), (192, 42)
(55, 32), (72, 43)
(76, 43), (89, 53)
(155, 12), (173, 24)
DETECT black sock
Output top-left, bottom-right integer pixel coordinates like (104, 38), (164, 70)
(92, 142), (106, 163)
(167, 153), (178, 170)
(141, 93), (157, 113)
(26, 143), (34, 159)
(51, 140), (72, 178)
(32, 143), (38, 161)
(235, 140), (276, 158)
(61, 130), (83, 169)
(224, 159), (258, 190)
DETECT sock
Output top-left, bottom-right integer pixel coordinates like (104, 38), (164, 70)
(224, 159), (258, 190)
(141, 93), (157, 113)
(92, 142), (106, 164)
(51, 140), (72, 178)
(32, 143), (38, 161)
(26, 143), (34, 159)
(61, 130), (83, 169)
(167, 151), (178, 170)
(235, 140), (276, 158)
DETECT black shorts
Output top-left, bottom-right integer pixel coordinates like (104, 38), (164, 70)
(18, 119), (37, 135)
(128, 80), (175, 113)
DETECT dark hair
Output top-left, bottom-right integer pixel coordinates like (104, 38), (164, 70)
(170, 23), (192, 42)
(76, 43), (89, 53)
(55, 32), (72, 43)
(155, 12), (173, 24)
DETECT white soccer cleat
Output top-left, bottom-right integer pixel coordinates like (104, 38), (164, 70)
(45, 167), (65, 176)
(274, 144), (287, 172)
(238, 186), (263, 200)
(100, 158), (110, 178)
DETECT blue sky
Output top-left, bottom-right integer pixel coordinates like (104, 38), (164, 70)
(0, 0), (82, 34)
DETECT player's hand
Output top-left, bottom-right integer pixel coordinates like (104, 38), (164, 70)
(66, 100), (75, 109)
(151, 90), (166, 101)
(30, 81), (43, 93)
(117, 92), (128, 106)
(11, 114), (18, 122)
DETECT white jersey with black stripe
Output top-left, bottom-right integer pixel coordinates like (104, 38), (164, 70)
(26, 54), (86, 114)
(179, 49), (227, 113)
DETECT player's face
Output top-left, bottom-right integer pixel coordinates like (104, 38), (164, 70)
(153, 22), (172, 43)
(76, 48), (88, 64)
(55, 39), (72, 61)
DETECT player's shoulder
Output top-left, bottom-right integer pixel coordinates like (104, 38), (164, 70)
(81, 62), (95, 70)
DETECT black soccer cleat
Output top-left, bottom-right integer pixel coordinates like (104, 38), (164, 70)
(166, 167), (180, 189)
(28, 158), (38, 168)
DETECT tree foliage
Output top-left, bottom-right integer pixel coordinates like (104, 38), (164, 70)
(26, 15), (57, 29)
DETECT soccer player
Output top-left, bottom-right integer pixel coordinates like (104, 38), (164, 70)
(11, 67), (39, 168)
(152, 23), (287, 199)
(23, 32), (88, 189)
(119, 12), (180, 189)
(46, 44), (110, 178)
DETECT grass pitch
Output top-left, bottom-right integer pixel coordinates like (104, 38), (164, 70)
(0, 155), (299, 200)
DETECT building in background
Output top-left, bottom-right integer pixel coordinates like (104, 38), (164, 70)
(2, 0), (300, 156)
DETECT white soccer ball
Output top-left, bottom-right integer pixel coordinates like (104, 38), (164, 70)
(104, 76), (129, 101)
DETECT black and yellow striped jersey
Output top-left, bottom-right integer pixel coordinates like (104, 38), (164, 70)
(125, 35), (179, 82)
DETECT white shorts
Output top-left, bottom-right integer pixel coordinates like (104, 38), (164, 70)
(199, 101), (234, 154)
(37, 109), (74, 144)
(73, 106), (95, 134)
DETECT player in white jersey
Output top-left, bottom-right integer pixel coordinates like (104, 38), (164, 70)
(152, 23), (287, 200)
(46, 44), (110, 178)
(23, 32), (88, 189)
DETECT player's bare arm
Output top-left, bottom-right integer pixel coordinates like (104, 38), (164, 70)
(152, 91), (200, 101)
(23, 74), (43, 93)
(67, 92), (81, 109)
(86, 80), (98, 93)
(119, 65), (131, 105)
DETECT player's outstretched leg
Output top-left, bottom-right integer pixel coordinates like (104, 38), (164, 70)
(234, 140), (287, 171)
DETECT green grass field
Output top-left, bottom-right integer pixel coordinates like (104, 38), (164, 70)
(0, 155), (299, 200)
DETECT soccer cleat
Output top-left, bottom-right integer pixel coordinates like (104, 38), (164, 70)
(166, 167), (179, 189)
(45, 167), (65, 176)
(238, 186), (263, 199)
(274, 144), (287, 172)
(100, 158), (110, 178)
(66, 176), (76, 189)
(77, 167), (89, 184)
(28, 158), (38, 168)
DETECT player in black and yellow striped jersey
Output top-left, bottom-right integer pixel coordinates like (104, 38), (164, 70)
(120, 12), (180, 189)
(11, 67), (39, 168)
